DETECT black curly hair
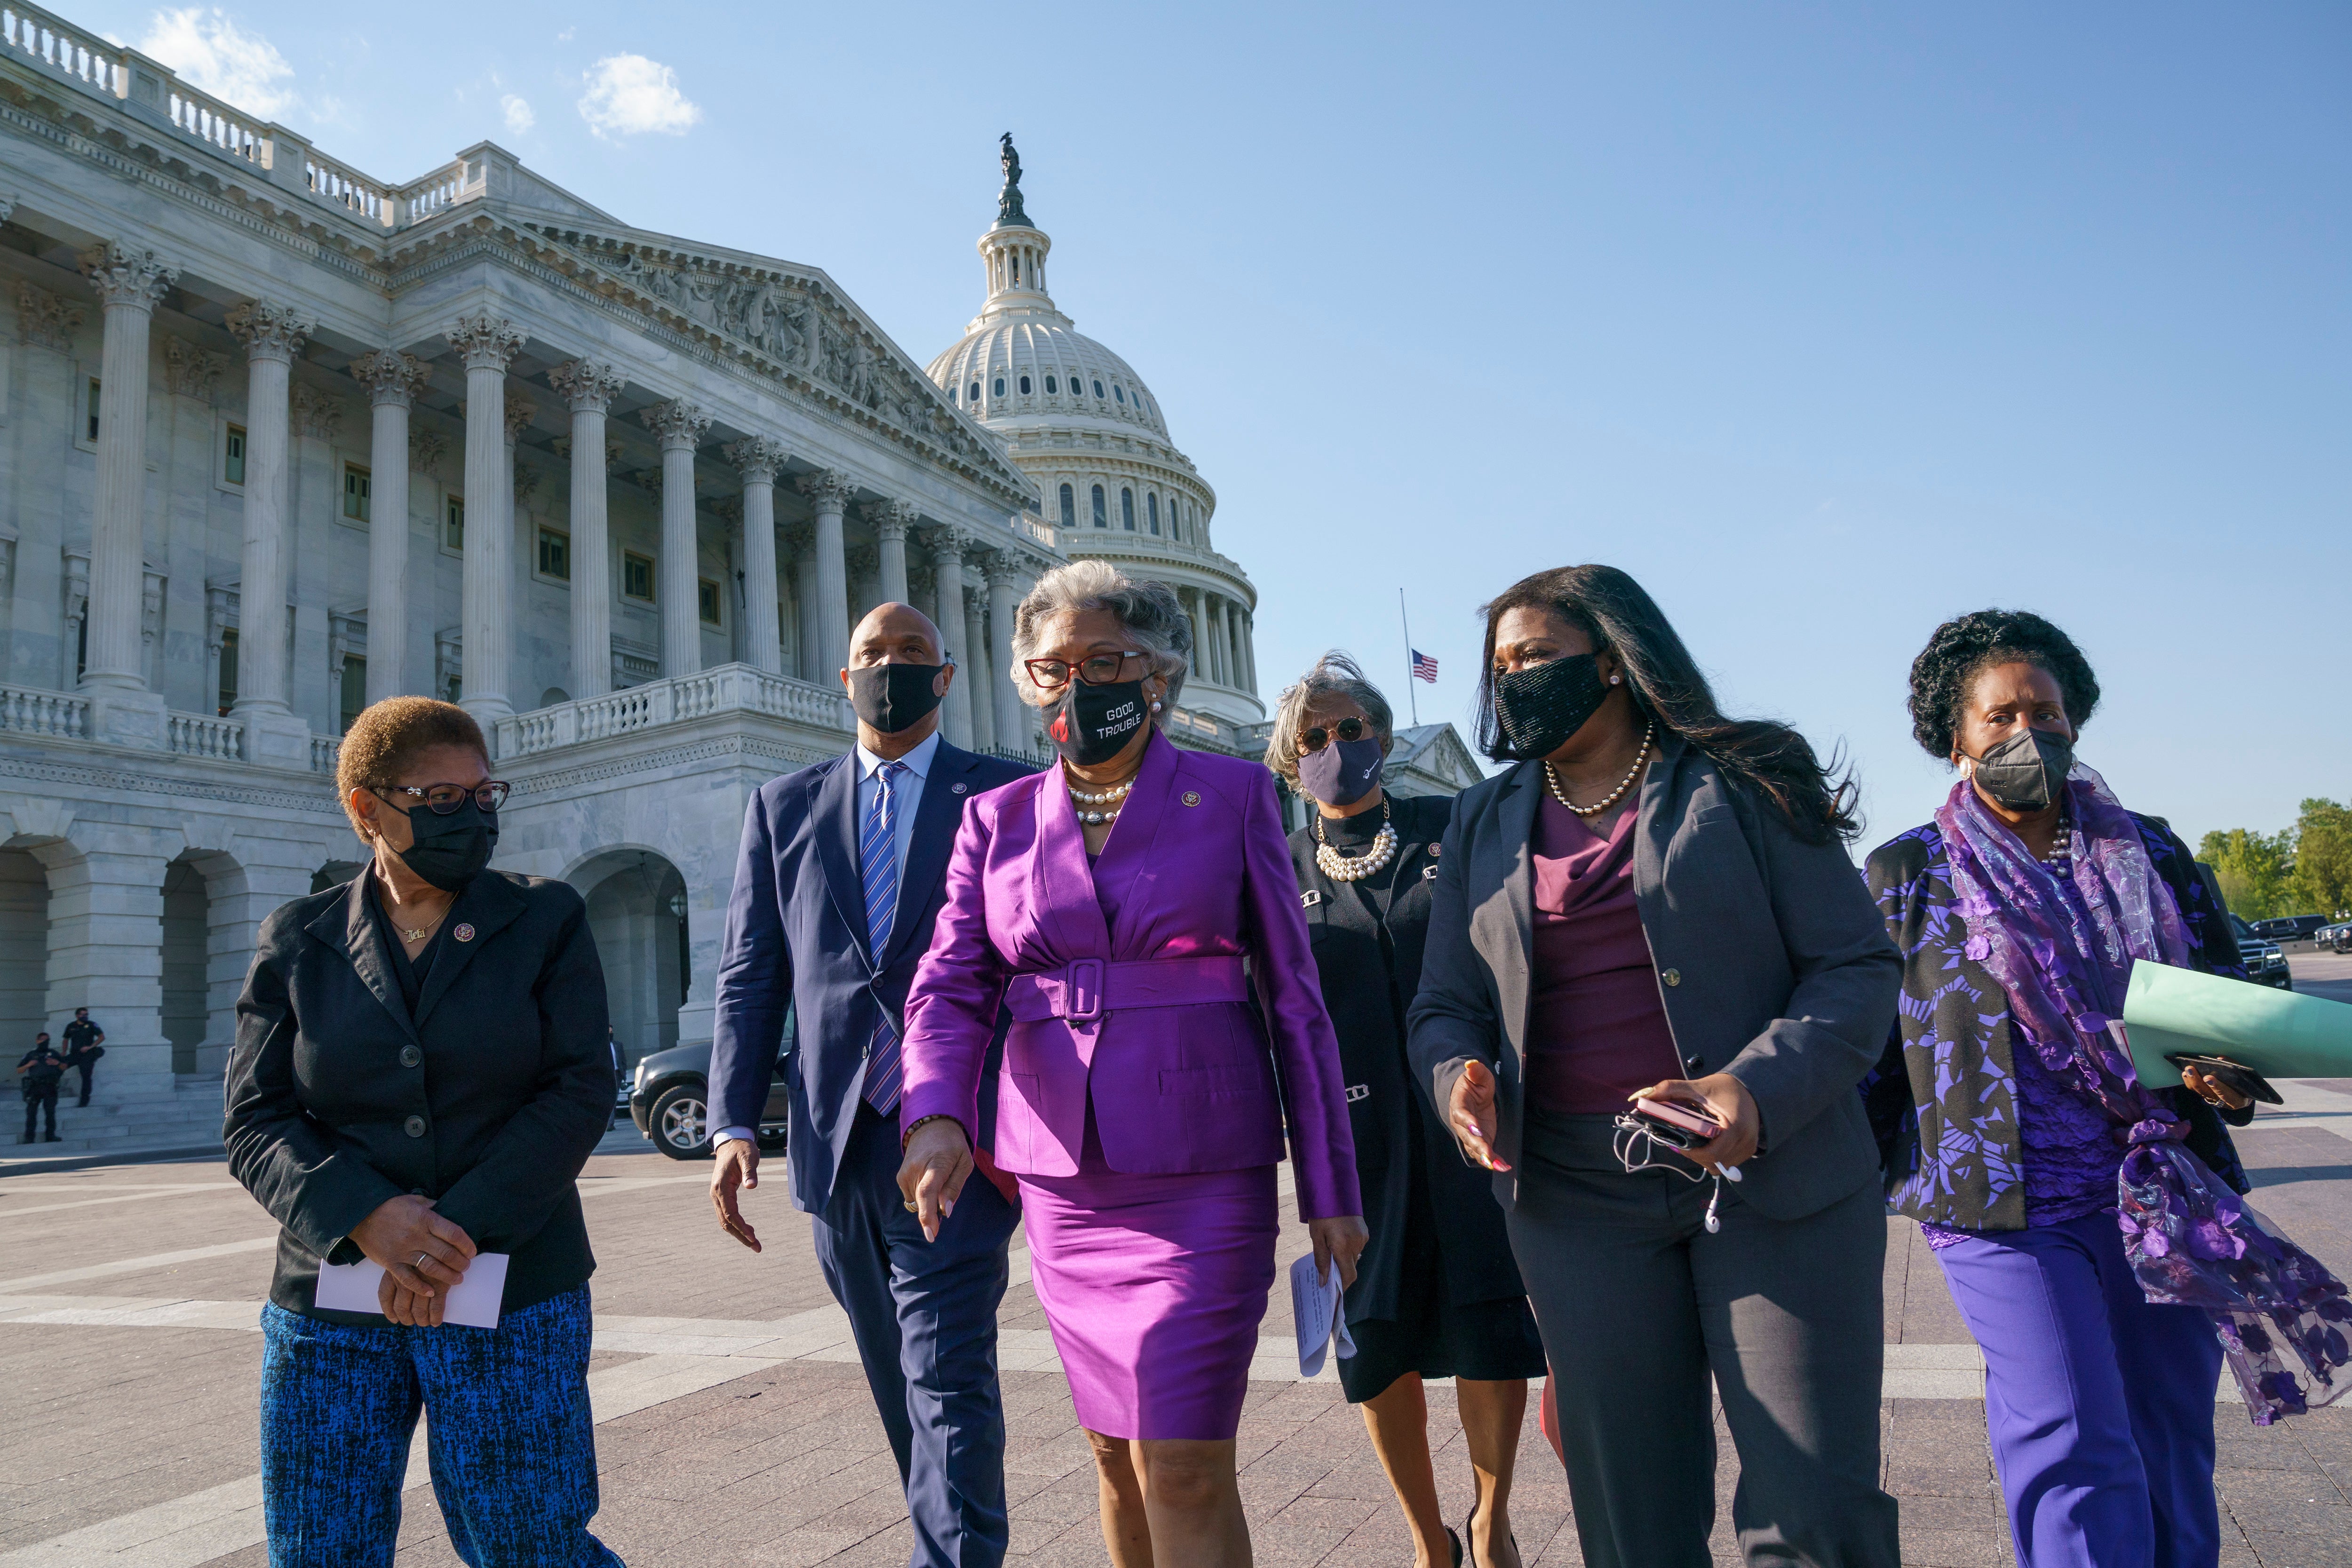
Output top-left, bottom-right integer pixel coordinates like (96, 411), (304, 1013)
(1906, 609), (2101, 761)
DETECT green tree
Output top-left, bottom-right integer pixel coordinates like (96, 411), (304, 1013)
(2290, 798), (2352, 919)
(2198, 827), (2296, 920)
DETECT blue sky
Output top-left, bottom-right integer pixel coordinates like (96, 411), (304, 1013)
(91, 1), (2350, 850)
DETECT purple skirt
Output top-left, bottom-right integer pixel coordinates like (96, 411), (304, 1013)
(1019, 1123), (1277, 1441)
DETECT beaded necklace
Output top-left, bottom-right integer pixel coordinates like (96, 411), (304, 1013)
(1314, 797), (1398, 882)
(1543, 723), (1655, 818)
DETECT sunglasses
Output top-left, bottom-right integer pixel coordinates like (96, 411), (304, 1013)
(1299, 717), (1367, 753)
(369, 781), (511, 815)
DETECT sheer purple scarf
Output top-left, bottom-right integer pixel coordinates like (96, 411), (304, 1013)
(1938, 767), (2352, 1425)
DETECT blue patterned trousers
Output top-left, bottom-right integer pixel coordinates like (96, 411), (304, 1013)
(259, 1285), (623, 1568)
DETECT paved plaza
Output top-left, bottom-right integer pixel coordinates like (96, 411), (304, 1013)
(6, 951), (2352, 1568)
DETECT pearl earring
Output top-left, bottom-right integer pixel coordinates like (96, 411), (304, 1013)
(1150, 700), (1163, 711)
(1609, 674), (1621, 686)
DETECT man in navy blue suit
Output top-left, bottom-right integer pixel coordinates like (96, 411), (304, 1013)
(710, 600), (1028, 1568)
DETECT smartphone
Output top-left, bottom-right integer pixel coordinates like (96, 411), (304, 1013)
(2164, 1053), (2282, 1106)
(1628, 1096), (1724, 1151)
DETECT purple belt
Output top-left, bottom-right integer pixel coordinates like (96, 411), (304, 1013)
(1002, 956), (1250, 1024)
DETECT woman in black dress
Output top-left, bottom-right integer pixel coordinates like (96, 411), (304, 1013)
(1273, 653), (1546, 1568)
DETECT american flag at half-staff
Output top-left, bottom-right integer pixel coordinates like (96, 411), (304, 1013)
(1410, 650), (1439, 683)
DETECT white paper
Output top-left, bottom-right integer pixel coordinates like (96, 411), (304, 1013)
(1288, 1252), (1357, 1378)
(315, 1253), (509, 1329)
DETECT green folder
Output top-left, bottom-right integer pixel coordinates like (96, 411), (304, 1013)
(2122, 959), (2352, 1087)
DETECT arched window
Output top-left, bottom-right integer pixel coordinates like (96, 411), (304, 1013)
(1171, 499), (1184, 541)
(1121, 488), (1136, 530)
(968, 382), (980, 402)
(1092, 379), (1105, 398)
(1059, 482), (1076, 525)
(947, 387), (957, 403)
(993, 377), (1005, 398)
(1113, 385), (1126, 404)
(1147, 493), (1160, 534)
(1010, 255), (1020, 283)
(1091, 484), (1107, 528)
(1044, 374), (1057, 394)
(1018, 374), (1032, 395)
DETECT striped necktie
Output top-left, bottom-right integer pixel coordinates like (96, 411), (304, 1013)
(859, 760), (909, 1115)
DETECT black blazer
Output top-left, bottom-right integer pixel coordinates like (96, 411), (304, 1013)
(1407, 733), (1902, 1222)
(713, 738), (1029, 1216)
(225, 870), (614, 1321)
(1288, 792), (1526, 1323)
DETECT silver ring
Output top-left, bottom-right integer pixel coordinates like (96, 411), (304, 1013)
(414, 1252), (430, 1269)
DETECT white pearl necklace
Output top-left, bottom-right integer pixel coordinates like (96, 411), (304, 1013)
(1065, 769), (1136, 828)
(1315, 800), (1399, 882)
(1543, 724), (1655, 818)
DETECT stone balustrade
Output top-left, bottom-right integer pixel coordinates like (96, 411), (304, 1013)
(494, 663), (851, 759)
(0, 682), (88, 738)
(164, 710), (243, 760)
(309, 734), (341, 773)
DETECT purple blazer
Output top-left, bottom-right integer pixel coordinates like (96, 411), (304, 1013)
(899, 731), (1361, 1222)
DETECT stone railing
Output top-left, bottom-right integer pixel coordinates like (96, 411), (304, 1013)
(396, 160), (469, 225)
(1, 2), (119, 96)
(306, 151), (389, 224)
(0, 682), (87, 739)
(165, 710), (243, 760)
(495, 663), (851, 759)
(310, 734), (342, 773)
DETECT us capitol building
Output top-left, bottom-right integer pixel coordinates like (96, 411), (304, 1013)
(0, 3), (1479, 1154)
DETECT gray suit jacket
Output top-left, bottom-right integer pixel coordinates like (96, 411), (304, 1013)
(1406, 733), (1900, 1221)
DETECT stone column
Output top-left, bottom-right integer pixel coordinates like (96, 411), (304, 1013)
(446, 315), (523, 724)
(985, 551), (1027, 755)
(226, 301), (315, 764)
(799, 471), (854, 681)
(786, 524), (820, 682)
(33, 825), (175, 1098)
(350, 350), (429, 705)
(964, 581), (997, 753)
(928, 526), (974, 749)
(873, 501), (915, 605)
(549, 361), (623, 700)
(642, 400), (712, 679)
(76, 243), (176, 742)
(846, 546), (882, 628)
(726, 438), (787, 675)
(1241, 607), (1259, 695)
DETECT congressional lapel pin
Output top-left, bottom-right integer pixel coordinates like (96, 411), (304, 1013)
(1182, 790), (1201, 807)
(951, 782), (968, 795)
(1428, 843), (1440, 857)
(453, 923), (476, 943)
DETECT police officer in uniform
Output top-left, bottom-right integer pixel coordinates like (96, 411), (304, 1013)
(60, 1007), (103, 1106)
(18, 1032), (66, 1143)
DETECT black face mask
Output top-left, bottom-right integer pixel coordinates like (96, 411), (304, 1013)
(397, 800), (498, 892)
(1969, 727), (2074, 813)
(1492, 653), (1612, 761)
(1049, 679), (1151, 767)
(846, 662), (947, 734)
(1298, 735), (1385, 807)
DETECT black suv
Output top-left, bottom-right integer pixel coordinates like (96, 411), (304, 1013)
(2251, 915), (2330, 944)
(2231, 915), (2293, 990)
(627, 1042), (791, 1160)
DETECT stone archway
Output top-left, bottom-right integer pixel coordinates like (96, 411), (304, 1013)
(0, 848), (51, 1057)
(569, 848), (690, 1070)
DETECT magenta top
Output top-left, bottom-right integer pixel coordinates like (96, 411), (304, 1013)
(1523, 791), (1685, 1115)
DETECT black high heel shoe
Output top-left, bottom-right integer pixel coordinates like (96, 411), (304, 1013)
(1445, 1526), (1464, 1567)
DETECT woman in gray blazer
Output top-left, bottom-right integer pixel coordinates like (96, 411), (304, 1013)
(1406, 565), (1902, 1568)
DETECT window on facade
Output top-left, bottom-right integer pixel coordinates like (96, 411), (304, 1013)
(85, 377), (100, 442)
(342, 464), (371, 523)
(1092, 379), (1104, 398)
(969, 382), (981, 402)
(1059, 482), (1076, 525)
(442, 496), (465, 552)
(698, 577), (723, 627)
(993, 377), (1005, 398)
(1018, 374), (1032, 395)
(1091, 484), (1107, 528)
(623, 551), (655, 603)
(217, 629), (239, 716)
(1147, 493), (1160, 534)
(223, 425), (246, 486)
(1010, 255), (1019, 284)
(948, 387), (957, 403)
(1044, 374), (1057, 395)
(339, 657), (366, 734)
(1121, 488), (1136, 530)
(1114, 385), (1126, 404)
(538, 526), (571, 581)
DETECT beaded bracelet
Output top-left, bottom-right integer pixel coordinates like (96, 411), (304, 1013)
(901, 1112), (960, 1151)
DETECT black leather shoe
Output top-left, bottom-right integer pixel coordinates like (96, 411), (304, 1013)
(1446, 1527), (1463, 1567)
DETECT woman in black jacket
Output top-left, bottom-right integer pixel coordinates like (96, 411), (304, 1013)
(1274, 654), (1544, 1568)
(225, 697), (622, 1568)
(1407, 566), (1903, 1568)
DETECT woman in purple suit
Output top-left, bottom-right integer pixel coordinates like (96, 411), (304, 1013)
(897, 561), (1367, 1567)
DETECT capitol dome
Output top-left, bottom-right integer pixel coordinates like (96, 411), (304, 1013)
(926, 150), (1265, 727)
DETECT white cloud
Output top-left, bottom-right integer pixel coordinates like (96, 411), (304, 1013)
(136, 8), (296, 120)
(501, 94), (534, 134)
(576, 54), (700, 138)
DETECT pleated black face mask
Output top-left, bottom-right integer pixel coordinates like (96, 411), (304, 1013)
(846, 662), (947, 734)
(398, 800), (498, 892)
(1492, 654), (1612, 760)
(1969, 727), (2074, 812)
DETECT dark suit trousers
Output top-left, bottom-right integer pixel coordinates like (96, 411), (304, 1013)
(1508, 1111), (1899, 1568)
(813, 1103), (1018, 1568)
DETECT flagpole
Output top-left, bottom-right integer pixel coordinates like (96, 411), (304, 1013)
(1398, 588), (1419, 727)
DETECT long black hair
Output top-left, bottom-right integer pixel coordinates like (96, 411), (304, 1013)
(1474, 565), (1861, 844)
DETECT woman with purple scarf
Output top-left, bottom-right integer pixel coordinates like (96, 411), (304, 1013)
(1865, 609), (2352, 1568)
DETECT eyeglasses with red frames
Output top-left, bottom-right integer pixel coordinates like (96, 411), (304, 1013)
(1024, 652), (1151, 691)
(368, 781), (511, 815)
(1299, 717), (1367, 753)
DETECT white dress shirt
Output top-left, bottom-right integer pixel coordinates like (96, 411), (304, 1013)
(713, 729), (941, 1148)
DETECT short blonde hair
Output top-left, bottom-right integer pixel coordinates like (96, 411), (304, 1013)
(335, 697), (488, 835)
(1009, 560), (1192, 712)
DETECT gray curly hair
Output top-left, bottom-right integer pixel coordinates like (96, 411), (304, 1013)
(1010, 560), (1192, 712)
(1265, 651), (1394, 786)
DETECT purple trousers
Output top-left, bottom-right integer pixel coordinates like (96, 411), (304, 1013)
(1934, 1209), (2223, 1568)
